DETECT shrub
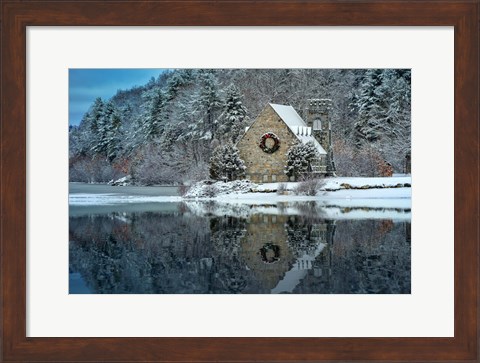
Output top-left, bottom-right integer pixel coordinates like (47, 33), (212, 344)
(203, 184), (218, 198)
(294, 178), (325, 196)
(276, 183), (288, 195)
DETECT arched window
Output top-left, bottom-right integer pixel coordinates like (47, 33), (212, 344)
(313, 119), (322, 130)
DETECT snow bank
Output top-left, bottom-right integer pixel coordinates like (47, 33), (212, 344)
(322, 176), (411, 191)
(251, 176), (411, 193)
(185, 176), (411, 196)
(108, 175), (132, 186)
(183, 180), (258, 198)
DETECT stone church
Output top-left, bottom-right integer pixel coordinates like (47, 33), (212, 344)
(237, 99), (335, 183)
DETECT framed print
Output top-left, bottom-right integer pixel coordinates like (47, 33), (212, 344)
(1, 1), (478, 362)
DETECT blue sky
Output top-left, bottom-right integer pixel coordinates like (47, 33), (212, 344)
(69, 69), (165, 126)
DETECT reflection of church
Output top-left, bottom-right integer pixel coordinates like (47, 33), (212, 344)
(237, 213), (336, 293)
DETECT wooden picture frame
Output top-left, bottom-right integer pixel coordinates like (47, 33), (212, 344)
(1, 1), (478, 361)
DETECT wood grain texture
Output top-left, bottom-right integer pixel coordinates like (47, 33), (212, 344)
(1, 1), (478, 362)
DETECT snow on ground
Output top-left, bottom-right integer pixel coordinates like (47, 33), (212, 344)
(184, 176), (411, 199)
(181, 177), (411, 212)
(184, 180), (257, 198)
(254, 176), (411, 192)
(69, 176), (411, 208)
(108, 175), (132, 186)
(322, 176), (411, 191)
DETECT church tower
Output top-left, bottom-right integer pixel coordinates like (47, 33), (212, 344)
(305, 99), (335, 175)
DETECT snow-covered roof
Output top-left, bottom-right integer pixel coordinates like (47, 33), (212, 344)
(269, 103), (327, 155)
(270, 104), (305, 129)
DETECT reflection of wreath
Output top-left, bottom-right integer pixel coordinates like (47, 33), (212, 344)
(259, 132), (280, 154)
(259, 243), (280, 264)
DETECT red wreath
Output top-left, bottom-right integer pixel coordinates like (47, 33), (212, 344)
(259, 132), (280, 154)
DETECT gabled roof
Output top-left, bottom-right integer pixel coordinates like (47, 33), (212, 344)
(269, 103), (327, 155)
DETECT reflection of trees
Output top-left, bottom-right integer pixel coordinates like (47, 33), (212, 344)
(285, 216), (334, 258)
(208, 216), (258, 293)
(70, 212), (214, 293)
(70, 211), (261, 293)
(292, 220), (411, 294)
(70, 208), (411, 294)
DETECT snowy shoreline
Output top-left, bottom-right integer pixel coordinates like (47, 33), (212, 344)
(253, 176), (411, 193)
(69, 176), (411, 209)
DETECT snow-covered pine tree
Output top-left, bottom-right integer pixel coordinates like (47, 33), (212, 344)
(165, 69), (194, 101)
(381, 70), (411, 169)
(352, 69), (386, 147)
(192, 70), (223, 140)
(209, 143), (246, 181)
(71, 112), (95, 157)
(85, 97), (106, 153)
(284, 141), (319, 180)
(105, 107), (122, 161)
(352, 69), (411, 170)
(219, 84), (248, 143)
(140, 87), (168, 142)
(87, 97), (105, 132)
(92, 101), (122, 161)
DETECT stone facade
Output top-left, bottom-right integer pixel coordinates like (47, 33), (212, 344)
(237, 101), (335, 183)
(237, 104), (300, 183)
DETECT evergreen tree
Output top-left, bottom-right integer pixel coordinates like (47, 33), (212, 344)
(220, 84), (248, 143)
(92, 101), (122, 161)
(352, 69), (411, 169)
(87, 97), (105, 134)
(105, 108), (122, 161)
(209, 143), (246, 181)
(193, 70), (223, 140)
(353, 69), (411, 149)
(165, 69), (193, 101)
(352, 69), (386, 147)
(140, 87), (168, 142)
(85, 97), (105, 152)
(285, 142), (319, 180)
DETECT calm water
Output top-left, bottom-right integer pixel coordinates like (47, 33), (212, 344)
(69, 200), (411, 294)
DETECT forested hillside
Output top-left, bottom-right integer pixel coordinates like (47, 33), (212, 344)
(69, 69), (411, 184)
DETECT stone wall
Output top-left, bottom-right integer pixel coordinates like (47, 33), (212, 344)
(237, 105), (298, 183)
